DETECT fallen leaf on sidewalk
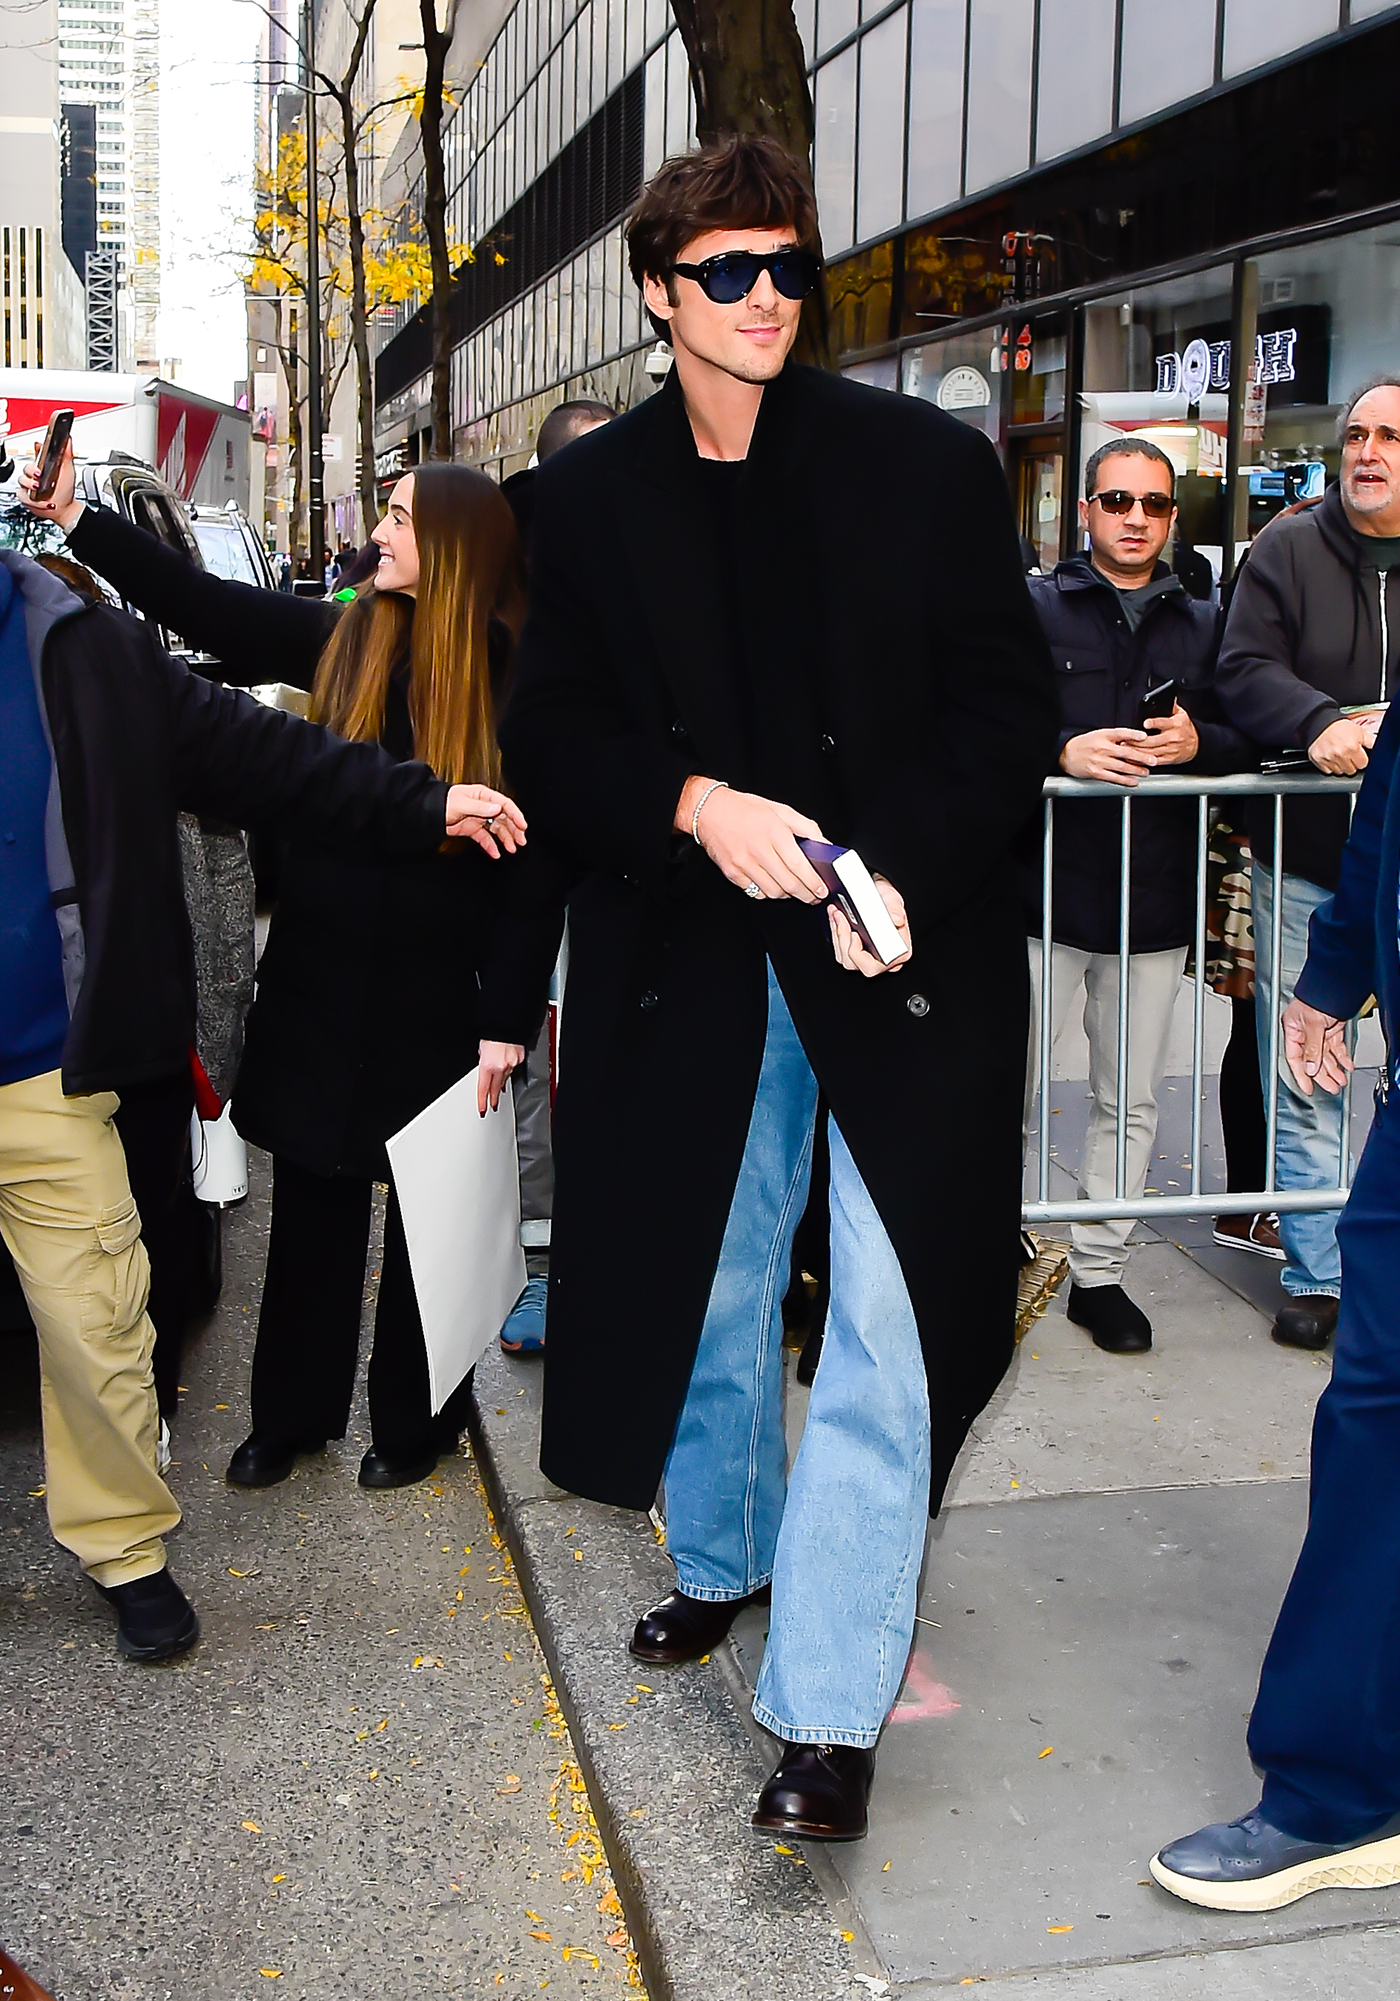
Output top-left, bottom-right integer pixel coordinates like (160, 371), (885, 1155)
(528, 1929), (552, 1942)
(498, 1775), (522, 1794)
(241, 1821), (262, 1833)
(258, 1971), (282, 1979)
(1047, 1924), (1073, 1933)
(1038, 1746), (1054, 1759)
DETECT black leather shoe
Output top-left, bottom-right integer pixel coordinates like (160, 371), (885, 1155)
(1273, 1295), (1339, 1350)
(1067, 1282), (1152, 1353)
(629, 1586), (769, 1664)
(752, 1742), (875, 1842)
(226, 1432), (327, 1487)
(357, 1444), (442, 1489)
(95, 1566), (199, 1662)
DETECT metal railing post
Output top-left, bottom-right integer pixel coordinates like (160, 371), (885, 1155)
(1024, 769), (1363, 1228)
(1190, 794), (1208, 1196)
(1039, 794), (1054, 1206)
(1265, 793), (1285, 1196)
(1116, 792), (1131, 1199)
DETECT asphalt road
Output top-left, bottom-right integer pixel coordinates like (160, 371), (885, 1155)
(0, 1155), (644, 2001)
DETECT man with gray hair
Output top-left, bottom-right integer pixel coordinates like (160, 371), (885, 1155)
(1214, 376), (1400, 1351)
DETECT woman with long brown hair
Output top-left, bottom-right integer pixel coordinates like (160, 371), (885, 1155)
(28, 456), (561, 1491)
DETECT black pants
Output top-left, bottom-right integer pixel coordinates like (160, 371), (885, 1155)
(114, 1071), (213, 1421)
(249, 1154), (464, 1456)
(1219, 993), (1267, 1195)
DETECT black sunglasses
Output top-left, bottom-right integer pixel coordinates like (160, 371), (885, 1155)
(1090, 488), (1175, 518)
(665, 247), (823, 305)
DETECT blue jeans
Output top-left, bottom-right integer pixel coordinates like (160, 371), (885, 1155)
(1251, 1091), (1400, 1840)
(1252, 869), (1345, 1298)
(663, 964), (931, 1748)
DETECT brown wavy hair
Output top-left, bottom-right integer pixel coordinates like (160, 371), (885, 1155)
(626, 135), (820, 293)
(309, 462), (525, 787)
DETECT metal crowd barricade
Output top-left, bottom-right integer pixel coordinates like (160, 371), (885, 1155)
(1024, 771), (1364, 1227)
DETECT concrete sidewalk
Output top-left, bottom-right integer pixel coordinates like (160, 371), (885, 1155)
(476, 1030), (1400, 1999)
(0, 1166), (644, 2001)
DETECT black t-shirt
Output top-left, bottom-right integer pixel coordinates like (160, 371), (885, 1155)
(694, 456), (830, 819)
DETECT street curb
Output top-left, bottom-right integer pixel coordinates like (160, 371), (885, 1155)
(468, 1344), (879, 2001)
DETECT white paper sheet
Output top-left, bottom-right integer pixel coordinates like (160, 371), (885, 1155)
(386, 1073), (527, 1415)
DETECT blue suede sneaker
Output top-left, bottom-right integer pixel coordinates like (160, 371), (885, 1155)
(1151, 1805), (1400, 1911)
(500, 1276), (547, 1354)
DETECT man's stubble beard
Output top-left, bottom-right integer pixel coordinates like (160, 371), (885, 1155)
(1344, 475), (1399, 521)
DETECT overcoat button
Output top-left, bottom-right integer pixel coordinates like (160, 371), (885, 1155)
(640, 990), (659, 1010)
(820, 733), (836, 753)
(671, 720), (687, 738)
(907, 993), (930, 1018)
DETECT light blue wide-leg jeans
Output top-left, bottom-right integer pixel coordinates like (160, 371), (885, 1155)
(663, 963), (931, 1748)
(1252, 870), (1346, 1298)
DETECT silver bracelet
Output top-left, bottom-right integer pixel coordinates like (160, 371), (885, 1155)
(690, 778), (729, 845)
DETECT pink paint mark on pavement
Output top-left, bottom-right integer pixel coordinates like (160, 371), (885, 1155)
(888, 1655), (962, 1722)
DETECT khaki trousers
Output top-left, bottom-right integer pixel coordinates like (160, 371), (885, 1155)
(1025, 942), (1186, 1287)
(0, 1068), (179, 1585)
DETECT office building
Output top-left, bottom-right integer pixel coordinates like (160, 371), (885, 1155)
(57, 0), (161, 369)
(373, 0), (1400, 581)
(1, 0), (88, 371)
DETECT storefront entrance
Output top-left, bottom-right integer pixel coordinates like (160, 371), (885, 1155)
(1011, 441), (1064, 574)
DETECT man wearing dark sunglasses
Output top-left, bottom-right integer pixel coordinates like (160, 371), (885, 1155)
(1023, 437), (1246, 1354)
(502, 136), (1056, 1844)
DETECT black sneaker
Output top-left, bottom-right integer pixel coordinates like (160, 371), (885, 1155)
(1066, 1281), (1152, 1353)
(95, 1566), (199, 1662)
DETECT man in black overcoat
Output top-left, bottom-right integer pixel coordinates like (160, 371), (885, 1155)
(500, 137), (1057, 1841)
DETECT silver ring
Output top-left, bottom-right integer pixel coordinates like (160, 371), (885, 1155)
(744, 881), (763, 899)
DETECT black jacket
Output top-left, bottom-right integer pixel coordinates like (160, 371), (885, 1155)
(68, 505), (564, 1176)
(1022, 555), (1244, 953)
(0, 550), (450, 1098)
(1215, 484), (1398, 890)
(500, 363), (1058, 1515)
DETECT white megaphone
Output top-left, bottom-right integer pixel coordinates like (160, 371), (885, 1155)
(190, 1101), (249, 1206)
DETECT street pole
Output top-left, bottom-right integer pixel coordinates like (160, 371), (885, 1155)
(303, 0), (325, 587)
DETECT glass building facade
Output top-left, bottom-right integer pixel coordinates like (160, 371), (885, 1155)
(375, 0), (1400, 583)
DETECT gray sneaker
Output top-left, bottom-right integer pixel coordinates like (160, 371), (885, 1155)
(1151, 1805), (1400, 1911)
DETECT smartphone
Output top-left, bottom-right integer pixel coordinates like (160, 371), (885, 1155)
(33, 409), (75, 501)
(1138, 677), (1178, 727)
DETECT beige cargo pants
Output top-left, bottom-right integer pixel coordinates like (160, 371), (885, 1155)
(0, 1068), (179, 1585)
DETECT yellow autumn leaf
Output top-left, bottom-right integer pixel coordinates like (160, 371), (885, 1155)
(242, 1821), (262, 1833)
(1039, 1746), (1054, 1758)
(1047, 1923), (1074, 1933)
(259, 1971), (283, 1979)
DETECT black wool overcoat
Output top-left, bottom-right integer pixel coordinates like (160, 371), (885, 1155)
(500, 363), (1058, 1515)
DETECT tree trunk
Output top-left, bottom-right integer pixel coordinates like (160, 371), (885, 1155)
(418, 0), (456, 460)
(668, 0), (813, 156)
(667, 0), (828, 365)
(329, 1), (380, 540)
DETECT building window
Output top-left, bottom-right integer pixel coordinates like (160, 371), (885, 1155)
(813, 42), (857, 255)
(964, 0), (1034, 197)
(906, 0), (965, 219)
(1035, 0), (1115, 163)
(856, 10), (908, 245)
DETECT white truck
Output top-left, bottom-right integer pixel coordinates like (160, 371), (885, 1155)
(0, 368), (251, 510)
